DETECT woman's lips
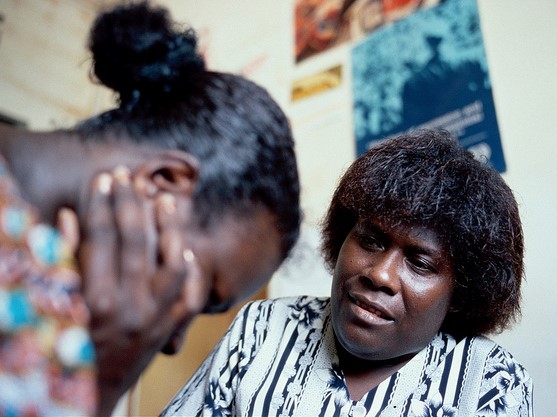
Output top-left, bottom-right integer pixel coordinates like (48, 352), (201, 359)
(347, 292), (394, 322)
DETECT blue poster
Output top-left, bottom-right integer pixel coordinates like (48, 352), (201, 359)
(352, 0), (506, 172)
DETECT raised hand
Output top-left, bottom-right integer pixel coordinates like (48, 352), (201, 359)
(65, 167), (208, 416)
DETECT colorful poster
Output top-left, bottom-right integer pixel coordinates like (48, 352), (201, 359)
(352, 0), (506, 172)
(295, 0), (443, 63)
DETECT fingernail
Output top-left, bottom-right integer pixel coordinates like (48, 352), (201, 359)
(183, 249), (195, 263)
(96, 173), (113, 195)
(158, 193), (176, 214)
(113, 165), (131, 185)
(57, 207), (75, 229)
(57, 207), (73, 222)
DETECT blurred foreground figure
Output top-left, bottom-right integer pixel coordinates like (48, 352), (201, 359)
(0, 2), (300, 415)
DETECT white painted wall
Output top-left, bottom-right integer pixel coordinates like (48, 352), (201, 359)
(0, 0), (114, 129)
(162, 1), (557, 415)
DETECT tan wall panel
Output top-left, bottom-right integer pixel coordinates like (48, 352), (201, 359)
(0, 0), (113, 128)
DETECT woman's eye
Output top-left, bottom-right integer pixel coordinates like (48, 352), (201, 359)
(409, 257), (436, 274)
(359, 234), (382, 250)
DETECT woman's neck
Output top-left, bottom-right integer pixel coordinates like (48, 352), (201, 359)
(336, 340), (416, 401)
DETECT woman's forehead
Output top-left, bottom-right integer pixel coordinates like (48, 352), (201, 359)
(356, 217), (447, 250)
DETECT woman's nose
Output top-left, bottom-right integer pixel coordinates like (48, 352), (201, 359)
(362, 250), (401, 295)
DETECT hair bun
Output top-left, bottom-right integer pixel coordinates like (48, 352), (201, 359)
(89, 1), (204, 102)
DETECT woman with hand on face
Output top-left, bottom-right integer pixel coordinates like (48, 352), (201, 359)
(164, 130), (532, 417)
(0, 2), (300, 416)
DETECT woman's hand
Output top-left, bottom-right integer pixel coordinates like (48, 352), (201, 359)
(61, 167), (208, 416)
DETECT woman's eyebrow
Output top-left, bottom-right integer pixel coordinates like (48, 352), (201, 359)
(406, 244), (438, 257)
(404, 235), (447, 259)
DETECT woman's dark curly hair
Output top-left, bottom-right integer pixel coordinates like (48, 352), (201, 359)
(321, 130), (524, 338)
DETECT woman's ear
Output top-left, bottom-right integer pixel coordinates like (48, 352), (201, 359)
(133, 150), (200, 198)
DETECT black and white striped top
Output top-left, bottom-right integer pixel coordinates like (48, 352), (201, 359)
(162, 296), (533, 417)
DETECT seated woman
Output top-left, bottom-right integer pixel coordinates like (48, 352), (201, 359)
(0, 2), (300, 416)
(162, 130), (533, 417)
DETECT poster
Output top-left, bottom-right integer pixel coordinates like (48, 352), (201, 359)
(291, 65), (343, 102)
(295, 0), (443, 63)
(352, 0), (506, 172)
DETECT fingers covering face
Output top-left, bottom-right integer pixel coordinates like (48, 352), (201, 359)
(80, 172), (118, 316)
(79, 168), (208, 345)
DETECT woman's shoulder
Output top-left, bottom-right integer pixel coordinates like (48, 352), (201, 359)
(458, 336), (533, 413)
(456, 335), (532, 381)
(464, 335), (527, 361)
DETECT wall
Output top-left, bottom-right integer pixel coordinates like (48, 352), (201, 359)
(161, 1), (557, 416)
(0, 0), (114, 129)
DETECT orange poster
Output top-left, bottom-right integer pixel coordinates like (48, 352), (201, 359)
(295, 0), (443, 63)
